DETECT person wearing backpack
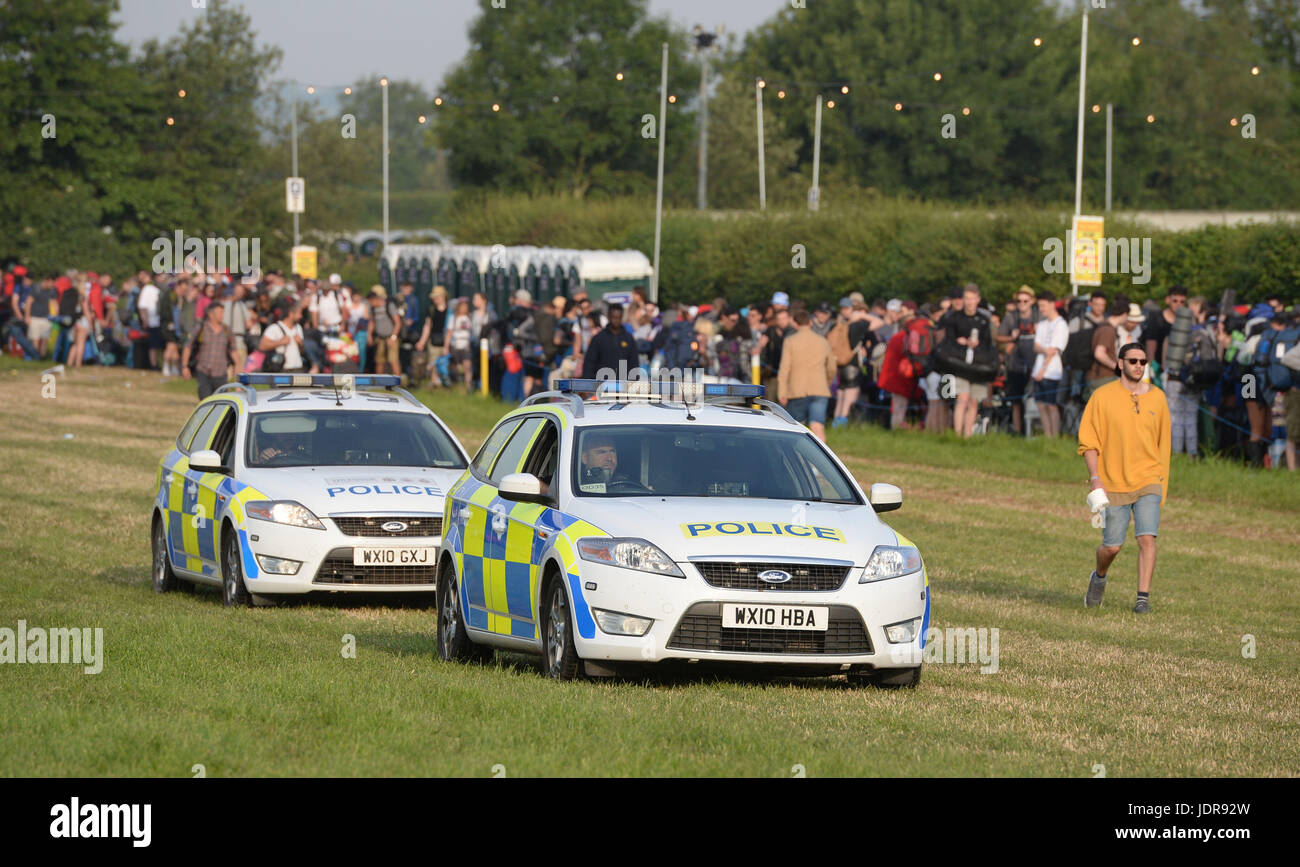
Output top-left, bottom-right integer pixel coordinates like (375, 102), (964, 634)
(831, 299), (876, 428)
(879, 305), (929, 430)
(1258, 311), (1300, 469)
(1248, 313), (1295, 466)
(998, 285), (1044, 434)
(1281, 317), (1300, 470)
(367, 285), (404, 376)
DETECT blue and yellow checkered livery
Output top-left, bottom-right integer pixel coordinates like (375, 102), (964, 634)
(442, 472), (606, 642)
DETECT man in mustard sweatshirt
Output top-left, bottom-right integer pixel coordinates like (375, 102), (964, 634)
(1077, 342), (1171, 614)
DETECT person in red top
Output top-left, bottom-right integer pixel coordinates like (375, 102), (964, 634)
(878, 305), (927, 429)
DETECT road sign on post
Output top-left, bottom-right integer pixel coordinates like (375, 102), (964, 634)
(286, 177), (305, 213)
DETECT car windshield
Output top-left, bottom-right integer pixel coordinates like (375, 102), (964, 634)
(571, 424), (860, 503)
(246, 410), (466, 469)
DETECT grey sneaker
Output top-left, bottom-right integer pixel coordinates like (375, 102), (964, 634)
(1133, 597), (1152, 614)
(1084, 570), (1107, 608)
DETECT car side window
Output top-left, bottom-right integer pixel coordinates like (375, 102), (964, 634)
(522, 421), (559, 488)
(190, 405), (232, 455)
(471, 419), (522, 479)
(489, 417), (543, 485)
(177, 406), (214, 453)
(211, 411), (239, 470)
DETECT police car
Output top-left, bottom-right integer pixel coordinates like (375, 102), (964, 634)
(435, 379), (929, 687)
(150, 374), (470, 605)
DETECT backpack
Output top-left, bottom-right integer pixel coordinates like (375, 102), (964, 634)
(827, 321), (854, 366)
(904, 321), (936, 378)
(1261, 327), (1300, 392)
(662, 319), (699, 370)
(1180, 326), (1223, 389)
(1063, 318), (1097, 371)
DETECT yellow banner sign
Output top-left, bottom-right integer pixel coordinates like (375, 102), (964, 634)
(1071, 215), (1105, 287)
(291, 245), (318, 280)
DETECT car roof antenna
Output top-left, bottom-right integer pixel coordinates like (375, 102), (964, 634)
(332, 381), (343, 407)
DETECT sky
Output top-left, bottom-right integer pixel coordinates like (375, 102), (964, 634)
(115, 0), (787, 94)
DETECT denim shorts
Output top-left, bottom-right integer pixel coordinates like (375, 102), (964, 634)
(1034, 378), (1063, 406)
(787, 395), (829, 426)
(1101, 493), (1161, 547)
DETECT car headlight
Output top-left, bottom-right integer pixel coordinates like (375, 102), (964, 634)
(245, 500), (325, 530)
(577, 538), (684, 578)
(860, 545), (922, 583)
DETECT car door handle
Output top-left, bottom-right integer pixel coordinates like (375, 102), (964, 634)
(164, 474), (174, 485)
(457, 507), (471, 518)
(186, 484), (197, 496)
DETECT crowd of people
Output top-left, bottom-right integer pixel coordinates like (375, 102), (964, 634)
(3, 263), (1297, 468)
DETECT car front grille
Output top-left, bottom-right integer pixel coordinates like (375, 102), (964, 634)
(331, 516), (442, 538)
(313, 548), (438, 586)
(667, 603), (872, 655)
(692, 560), (851, 592)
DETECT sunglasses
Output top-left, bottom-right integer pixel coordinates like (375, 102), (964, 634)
(1123, 357), (1147, 365)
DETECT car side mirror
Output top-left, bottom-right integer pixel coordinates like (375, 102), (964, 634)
(869, 483), (902, 513)
(189, 449), (227, 474)
(499, 472), (551, 505)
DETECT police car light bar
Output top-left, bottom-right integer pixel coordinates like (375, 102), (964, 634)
(238, 373), (402, 389)
(554, 379), (765, 400)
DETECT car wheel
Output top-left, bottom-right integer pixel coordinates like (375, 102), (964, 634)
(152, 515), (177, 593)
(541, 578), (582, 680)
(221, 530), (251, 608)
(849, 666), (922, 689)
(436, 562), (491, 663)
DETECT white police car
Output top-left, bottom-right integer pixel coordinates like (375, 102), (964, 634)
(435, 379), (929, 687)
(151, 374), (470, 605)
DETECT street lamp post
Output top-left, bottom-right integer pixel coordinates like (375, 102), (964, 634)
(693, 26), (721, 211)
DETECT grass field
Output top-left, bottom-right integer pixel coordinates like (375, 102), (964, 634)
(1, 359), (1297, 777)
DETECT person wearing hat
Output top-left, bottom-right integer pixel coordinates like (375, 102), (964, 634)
(366, 285), (403, 376)
(996, 285), (1042, 433)
(811, 301), (835, 338)
(416, 285), (450, 387)
(770, 291), (790, 311)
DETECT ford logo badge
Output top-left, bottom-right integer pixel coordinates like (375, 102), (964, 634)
(381, 521), (409, 533)
(758, 569), (792, 584)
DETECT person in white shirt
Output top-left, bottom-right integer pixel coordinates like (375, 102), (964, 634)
(1032, 291), (1070, 437)
(311, 274), (348, 333)
(259, 302), (308, 373)
(136, 272), (163, 369)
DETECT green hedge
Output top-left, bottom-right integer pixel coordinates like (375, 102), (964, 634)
(446, 193), (1300, 308)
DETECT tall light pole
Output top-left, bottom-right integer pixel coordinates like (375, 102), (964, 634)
(650, 43), (668, 304)
(291, 87), (300, 249)
(755, 79), (766, 211)
(809, 95), (823, 212)
(693, 26), (720, 211)
(1072, 8), (1089, 296)
(381, 76), (391, 294)
(1105, 102), (1113, 213)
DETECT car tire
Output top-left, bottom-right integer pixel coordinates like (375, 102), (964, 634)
(436, 562), (492, 664)
(152, 515), (177, 593)
(850, 666), (922, 689)
(221, 529), (251, 608)
(541, 577), (582, 680)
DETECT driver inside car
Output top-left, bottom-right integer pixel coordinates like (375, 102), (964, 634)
(256, 429), (301, 463)
(579, 433), (641, 489)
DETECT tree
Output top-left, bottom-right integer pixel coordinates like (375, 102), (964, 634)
(437, 0), (698, 198)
